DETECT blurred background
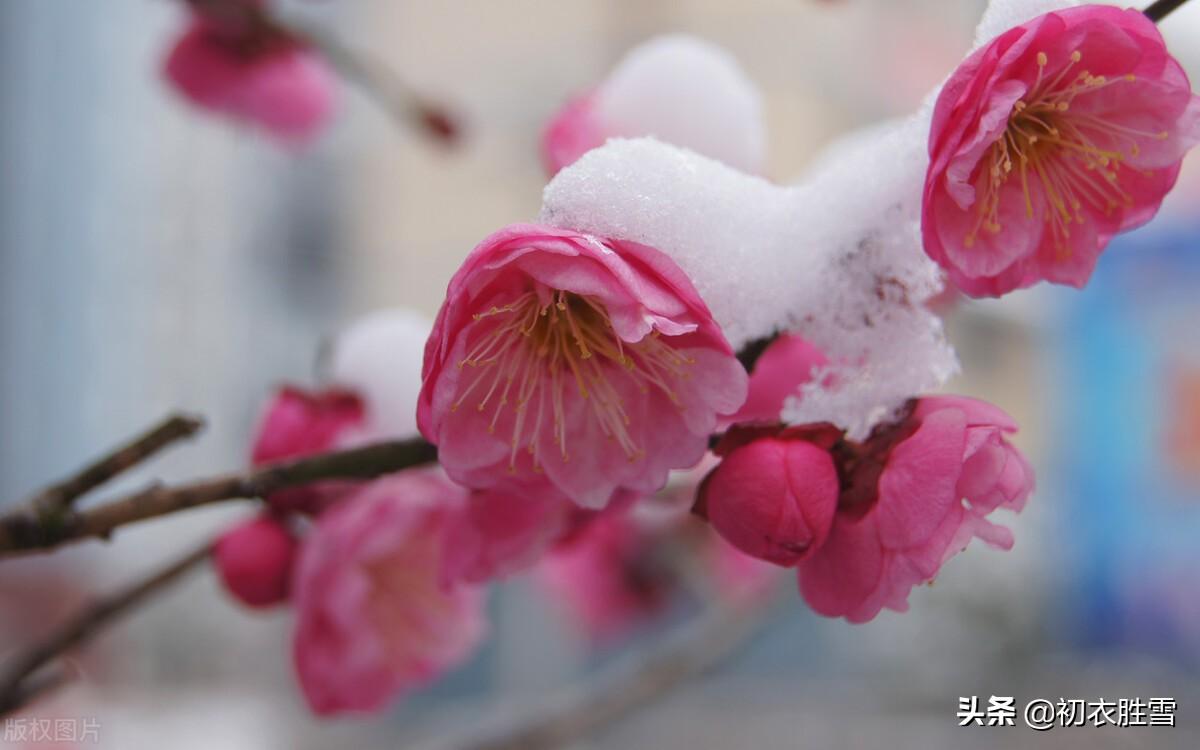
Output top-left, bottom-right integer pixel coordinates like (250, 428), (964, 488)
(2, 0), (1200, 747)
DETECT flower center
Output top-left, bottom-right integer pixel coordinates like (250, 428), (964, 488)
(453, 289), (694, 473)
(967, 50), (1169, 255)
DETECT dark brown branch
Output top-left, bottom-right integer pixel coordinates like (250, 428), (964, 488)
(25, 413), (204, 517)
(445, 594), (777, 750)
(0, 438), (438, 555)
(1145, 0), (1191, 22)
(0, 539), (214, 716)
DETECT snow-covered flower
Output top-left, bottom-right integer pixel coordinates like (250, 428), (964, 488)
(541, 35), (765, 176)
(418, 224), (747, 509)
(923, 5), (1200, 296)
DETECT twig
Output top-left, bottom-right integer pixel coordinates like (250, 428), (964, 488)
(291, 23), (459, 144)
(1145, 0), (1191, 22)
(25, 413), (204, 517)
(442, 594), (778, 750)
(0, 539), (214, 716)
(0, 438), (438, 556)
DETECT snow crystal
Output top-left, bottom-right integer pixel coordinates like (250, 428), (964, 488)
(326, 308), (431, 441)
(593, 35), (766, 174)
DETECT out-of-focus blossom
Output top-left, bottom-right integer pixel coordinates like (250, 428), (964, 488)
(541, 35), (766, 175)
(698, 429), (840, 566)
(291, 469), (486, 715)
(539, 467), (775, 642)
(250, 386), (365, 514)
(923, 5), (1200, 296)
(163, 11), (335, 144)
(443, 490), (581, 583)
(214, 515), (298, 608)
(537, 512), (677, 642)
(797, 396), (1034, 623)
(419, 224), (747, 510)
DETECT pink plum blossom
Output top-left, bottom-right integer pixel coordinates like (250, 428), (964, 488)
(163, 12), (335, 144)
(797, 396), (1034, 623)
(291, 469), (486, 715)
(923, 5), (1200, 296)
(418, 224), (747, 510)
(539, 468), (775, 642)
(537, 512), (677, 642)
(542, 92), (607, 177)
(214, 515), (298, 608)
(250, 386), (365, 514)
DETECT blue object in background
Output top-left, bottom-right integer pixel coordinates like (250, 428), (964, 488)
(1056, 223), (1200, 662)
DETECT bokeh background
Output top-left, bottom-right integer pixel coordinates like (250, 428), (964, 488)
(3, 0), (1200, 747)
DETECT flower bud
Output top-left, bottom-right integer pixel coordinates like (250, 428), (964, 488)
(700, 437), (839, 566)
(214, 516), (298, 608)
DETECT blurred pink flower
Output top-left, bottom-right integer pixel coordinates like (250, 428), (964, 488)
(214, 515), (298, 608)
(539, 467), (775, 642)
(923, 5), (1200, 297)
(539, 36), (766, 176)
(419, 224), (747, 510)
(443, 490), (578, 583)
(698, 429), (840, 566)
(163, 14), (335, 144)
(797, 396), (1034, 623)
(292, 469), (486, 715)
(541, 92), (606, 177)
(250, 386), (365, 514)
(538, 512), (676, 642)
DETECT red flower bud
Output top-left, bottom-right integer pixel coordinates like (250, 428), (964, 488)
(699, 436), (839, 566)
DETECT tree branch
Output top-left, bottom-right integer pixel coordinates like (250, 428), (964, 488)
(441, 594), (778, 750)
(1145, 0), (1191, 22)
(0, 539), (214, 717)
(0, 438), (438, 556)
(24, 413), (204, 518)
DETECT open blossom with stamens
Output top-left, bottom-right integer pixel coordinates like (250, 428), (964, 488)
(923, 5), (1200, 297)
(419, 224), (748, 509)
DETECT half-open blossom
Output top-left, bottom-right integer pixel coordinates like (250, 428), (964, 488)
(419, 224), (748, 509)
(798, 396), (1034, 623)
(291, 469), (486, 715)
(698, 428), (840, 566)
(163, 11), (335, 144)
(214, 515), (298, 608)
(541, 35), (766, 176)
(923, 5), (1200, 296)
